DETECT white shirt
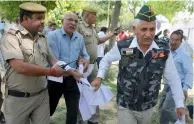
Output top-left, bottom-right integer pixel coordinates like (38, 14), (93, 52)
(97, 31), (107, 57)
(181, 40), (193, 56)
(97, 36), (184, 108)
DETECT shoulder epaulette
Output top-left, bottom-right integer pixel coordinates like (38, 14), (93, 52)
(7, 28), (19, 35)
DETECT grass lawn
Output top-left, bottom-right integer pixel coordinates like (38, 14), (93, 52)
(51, 64), (193, 124)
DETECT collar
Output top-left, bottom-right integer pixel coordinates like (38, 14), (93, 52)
(60, 28), (78, 40)
(129, 36), (159, 51)
(82, 20), (91, 27)
(173, 45), (183, 54)
(17, 24), (40, 40)
(18, 24), (29, 35)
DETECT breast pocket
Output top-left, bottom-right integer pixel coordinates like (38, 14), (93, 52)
(39, 48), (48, 66)
(20, 45), (34, 63)
(83, 32), (92, 46)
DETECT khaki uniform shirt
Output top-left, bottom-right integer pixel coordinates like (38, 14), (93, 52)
(77, 21), (99, 63)
(0, 25), (54, 93)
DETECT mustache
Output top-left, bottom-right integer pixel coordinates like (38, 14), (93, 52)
(144, 38), (152, 41)
(68, 25), (76, 29)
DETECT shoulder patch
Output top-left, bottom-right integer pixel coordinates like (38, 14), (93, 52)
(7, 28), (19, 35)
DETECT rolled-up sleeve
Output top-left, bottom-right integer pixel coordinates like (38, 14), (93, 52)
(0, 34), (24, 61)
(97, 44), (121, 79)
(163, 52), (184, 108)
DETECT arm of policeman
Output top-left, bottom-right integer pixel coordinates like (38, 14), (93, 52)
(0, 34), (54, 77)
(80, 35), (90, 71)
(98, 33), (114, 45)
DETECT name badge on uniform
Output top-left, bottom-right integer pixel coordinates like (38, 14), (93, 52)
(121, 48), (133, 56)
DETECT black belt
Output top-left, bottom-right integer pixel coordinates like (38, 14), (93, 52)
(8, 88), (47, 97)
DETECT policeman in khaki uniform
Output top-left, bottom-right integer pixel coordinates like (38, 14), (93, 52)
(0, 2), (82, 124)
(91, 5), (185, 124)
(0, 50), (5, 123)
(77, 7), (119, 124)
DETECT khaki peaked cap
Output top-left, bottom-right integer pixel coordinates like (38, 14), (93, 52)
(82, 6), (98, 13)
(19, 2), (47, 12)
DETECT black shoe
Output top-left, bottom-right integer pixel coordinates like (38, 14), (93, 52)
(88, 121), (98, 124)
(0, 112), (5, 124)
(187, 105), (193, 119)
(76, 120), (84, 124)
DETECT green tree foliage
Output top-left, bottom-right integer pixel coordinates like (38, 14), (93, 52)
(0, 1), (56, 21)
(147, 0), (187, 21)
(128, 0), (144, 18)
(87, 1), (115, 27)
(186, 0), (194, 13)
(47, 0), (86, 28)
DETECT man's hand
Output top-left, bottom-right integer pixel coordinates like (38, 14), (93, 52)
(83, 60), (89, 72)
(183, 90), (188, 102)
(78, 56), (89, 72)
(113, 28), (121, 36)
(176, 108), (185, 120)
(91, 77), (102, 90)
(52, 66), (66, 77)
(70, 70), (83, 82)
(78, 57), (84, 65)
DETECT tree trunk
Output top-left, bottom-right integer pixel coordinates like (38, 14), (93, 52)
(108, 1), (121, 50)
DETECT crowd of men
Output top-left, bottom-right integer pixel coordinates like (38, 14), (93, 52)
(0, 2), (193, 124)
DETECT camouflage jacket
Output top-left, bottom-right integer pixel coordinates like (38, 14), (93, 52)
(158, 36), (170, 45)
(117, 37), (170, 111)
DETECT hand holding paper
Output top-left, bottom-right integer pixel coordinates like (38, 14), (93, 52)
(174, 114), (185, 124)
(77, 64), (114, 121)
(91, 77), (102, 90)
(176, 108), (185, 120)
(47, 61), (83, 83)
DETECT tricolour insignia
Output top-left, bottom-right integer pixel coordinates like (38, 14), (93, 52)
(121, 48), (134, 56)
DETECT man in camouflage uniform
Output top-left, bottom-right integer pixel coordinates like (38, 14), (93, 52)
(0, 2), (82, 124)
(77, 6), (118, 124)
(91, 5), (185, 124)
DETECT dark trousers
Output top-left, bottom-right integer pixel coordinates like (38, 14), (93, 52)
(0, 76), (3, 109)
(97, 57), (103, 69)
(48, 76), (80, 124)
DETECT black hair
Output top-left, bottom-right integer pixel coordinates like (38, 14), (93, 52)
(163, 29), (169, 34)
(176, 29), (183, 35)
(171, 30), (183, 41)
(51, 22), (57, 26)
(100, 27), (108, 33)
(20, 9), (34, 22)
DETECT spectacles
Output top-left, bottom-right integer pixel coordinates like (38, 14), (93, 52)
(63, 18), (78, 24)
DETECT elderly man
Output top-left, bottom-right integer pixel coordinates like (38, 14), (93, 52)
(47, 12), (90, 124)
(159, 30), (193, 124)
(91, 5), (185, 124)
(0, 3), (82, 124)
(77, 7), (118, 124)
